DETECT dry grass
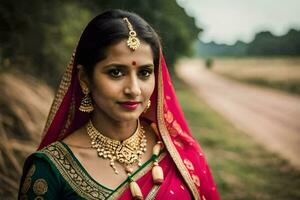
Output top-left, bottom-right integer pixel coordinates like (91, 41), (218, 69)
(211, 57), (300, 81)
(208, 57), (300, 94)
(0, 72), (53, 198)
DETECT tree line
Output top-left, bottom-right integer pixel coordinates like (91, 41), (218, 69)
(197, 29), (300, 57)
(0, 0), (200, 86)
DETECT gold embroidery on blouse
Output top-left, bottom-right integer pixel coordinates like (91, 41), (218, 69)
(21, 164), (36, 194)
(27, 164), (36, 177)
(39, 142), (111, 200)
(33, 179), (48, 195)
(21, 177), (32, 194)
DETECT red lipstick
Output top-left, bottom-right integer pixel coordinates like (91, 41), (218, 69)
(119, 101), (140, 110)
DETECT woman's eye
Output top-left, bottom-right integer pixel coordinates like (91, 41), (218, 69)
(108, 69), (123, 78)
(139, 69), (152, 78)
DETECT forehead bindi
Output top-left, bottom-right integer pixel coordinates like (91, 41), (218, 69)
(132, 61), (137, 65)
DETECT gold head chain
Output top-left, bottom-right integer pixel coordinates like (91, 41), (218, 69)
(123, 17), (140, 51)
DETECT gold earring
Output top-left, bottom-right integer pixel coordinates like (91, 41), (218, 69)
(79, 87), (94, 112)
(143, 100), (151, 113)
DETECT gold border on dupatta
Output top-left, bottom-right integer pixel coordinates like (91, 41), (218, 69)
(58, 93), (76, 139)
(156, 57), (200, 200)
(42, 51), (76, 138)
(145, 185), (160, 200)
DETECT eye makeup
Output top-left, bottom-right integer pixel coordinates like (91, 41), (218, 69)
(138, 65), (154, 78)
(103, 63), (154, 79)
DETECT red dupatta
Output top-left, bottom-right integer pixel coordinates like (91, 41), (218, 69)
(38, 44), (220, 200)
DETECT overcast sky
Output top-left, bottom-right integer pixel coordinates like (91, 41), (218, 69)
(177, 0), (300, 44)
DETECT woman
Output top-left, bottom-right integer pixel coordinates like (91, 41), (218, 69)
(19, 9), (220, 200)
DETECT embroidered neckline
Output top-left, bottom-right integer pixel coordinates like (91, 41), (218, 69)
(39, 141), (166, 200)
(39, 141), (111, 199)
(60, 141), (115, 191)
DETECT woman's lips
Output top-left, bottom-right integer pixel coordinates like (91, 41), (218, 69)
(118, 101), (141, 110)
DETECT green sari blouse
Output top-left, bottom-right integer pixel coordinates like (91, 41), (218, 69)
(19, 141), (164, 200)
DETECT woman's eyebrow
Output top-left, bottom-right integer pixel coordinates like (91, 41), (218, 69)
(139, 64), (154, 68)
(103, 63), (154, 69)
(103, 63), (127, 70)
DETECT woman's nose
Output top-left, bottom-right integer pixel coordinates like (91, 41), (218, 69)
(124, 74), (141, 97)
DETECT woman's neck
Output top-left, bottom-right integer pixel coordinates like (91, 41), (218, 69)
(90, 112), (138, 141)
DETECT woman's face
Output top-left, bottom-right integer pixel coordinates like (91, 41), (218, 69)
(88, 39), (155, 122)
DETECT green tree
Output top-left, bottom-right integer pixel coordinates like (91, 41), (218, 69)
(0, 0), (200, 84)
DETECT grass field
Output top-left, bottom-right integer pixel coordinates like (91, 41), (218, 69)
(208, 57), (300, 95)
(174, 79), (300, 200)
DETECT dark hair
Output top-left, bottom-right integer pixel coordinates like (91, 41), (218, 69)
(75, 9), (161, 79)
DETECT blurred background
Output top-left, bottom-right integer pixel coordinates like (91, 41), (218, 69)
(0, 0), (300, 199)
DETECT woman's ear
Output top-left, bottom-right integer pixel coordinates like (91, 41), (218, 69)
(77, 65), (90, 89)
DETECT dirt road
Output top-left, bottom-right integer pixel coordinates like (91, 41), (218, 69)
(176, 59), (300, 169)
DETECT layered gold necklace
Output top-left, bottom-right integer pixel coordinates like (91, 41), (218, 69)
(86, 119), (147, 174)
(86, 119), (165, 200)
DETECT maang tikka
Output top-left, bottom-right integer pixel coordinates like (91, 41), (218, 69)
(123, 17), (140, 51)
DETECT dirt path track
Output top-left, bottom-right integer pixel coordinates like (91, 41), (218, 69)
(176, 59), (300, 169)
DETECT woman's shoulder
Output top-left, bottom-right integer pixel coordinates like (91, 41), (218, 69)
(36, 140), (68, 156)
(19, 142), (64, 199)
(23, 141), (68, 177)
(28, 141), (69, 165)
(23, 141), (75, 183)
(31, 140), (76, 172)
(19, 141), (81, 198)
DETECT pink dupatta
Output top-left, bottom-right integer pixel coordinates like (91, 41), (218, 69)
(38, 43), (220, 200)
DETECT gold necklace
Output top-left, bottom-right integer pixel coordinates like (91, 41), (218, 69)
(87, 120), (165, 200)
(86, 119), (147, 174)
